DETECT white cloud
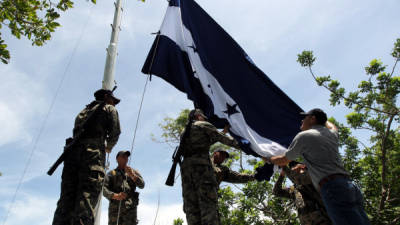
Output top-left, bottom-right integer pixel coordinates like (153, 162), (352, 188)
(0, 193), (56, 225)
(0, 65), (47, 147)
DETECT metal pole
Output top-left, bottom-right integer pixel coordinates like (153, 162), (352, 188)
(102, 0), (123, 90)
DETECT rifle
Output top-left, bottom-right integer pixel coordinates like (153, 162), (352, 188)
(165, 146), (182, 186)
(165, 119), (193, 186)
(47, 101), (106, 176)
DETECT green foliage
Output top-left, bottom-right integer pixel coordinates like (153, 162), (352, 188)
(172, 218), (184, 225)
(365, 59), (386, 75)
(392, 38), (400, 59)
(0, 0), (92, 63)
(297, 51), (315, 67)
(297, 38), (400, 224)
(153, 109), (190, 144)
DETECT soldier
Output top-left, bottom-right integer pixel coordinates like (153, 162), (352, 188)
(52, 89), (121, 225)
(103, 150), (145, 225)
(180, 109), (241, 225)
(273, 162), (332, 225)
(212, 149), (255, 188)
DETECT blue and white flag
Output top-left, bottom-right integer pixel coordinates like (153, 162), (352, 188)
(142, 0), (304, 158)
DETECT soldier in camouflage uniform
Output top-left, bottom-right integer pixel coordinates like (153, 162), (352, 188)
(52, 89), (121, 225)
(180, 109), (240, 225)
(212, 149), (255, 188)
(273, 162), (332, 225)
(103, 151), (145, 225)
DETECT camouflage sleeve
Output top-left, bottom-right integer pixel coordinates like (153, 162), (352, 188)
(105, 105), (121, 150)
(272, 175), (294, 199)
(221, 165), (255, 184)
(103, 172), (115, 200)
(199, 122), (240, 149)
(284, 166), (312, 185)
(129, 169), (145, 189)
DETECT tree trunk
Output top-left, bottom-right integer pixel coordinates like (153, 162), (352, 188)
(379, 115), (395, 211)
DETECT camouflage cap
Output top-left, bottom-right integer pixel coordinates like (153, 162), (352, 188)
(116, 150), (131, 159)
(189, 109), (208, 120)
(94, 89), (121, 105)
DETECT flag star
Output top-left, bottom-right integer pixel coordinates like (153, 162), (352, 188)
(223, 103), (239, 117)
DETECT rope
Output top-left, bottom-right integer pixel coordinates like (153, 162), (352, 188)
(1, 5), (94, 225)
(115, 28), (161, 225)
(127, 30), (161, 164)
(128, 75), (150, 165)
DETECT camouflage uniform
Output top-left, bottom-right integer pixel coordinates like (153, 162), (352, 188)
(213, 163), (255, 188)
(53, 101), (121, 225)
(180, 120), (240, 225)
(103, 167), (144, 225)
(273, 167), (332, 225)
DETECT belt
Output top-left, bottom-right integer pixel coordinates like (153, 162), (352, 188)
(319, 173), (350, 189)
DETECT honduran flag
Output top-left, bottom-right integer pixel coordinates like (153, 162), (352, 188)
(142, 0), (304, 158)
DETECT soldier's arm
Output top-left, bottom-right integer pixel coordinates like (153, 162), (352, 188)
(199, 122), (240, 149)
(133, 170), (145, 189)
(103, 173), (115, 200)
(105, 105), (121, 150)
(272, 174), (293, 199)
(222, 166), (255, 184)
(284, 166), (312, 185)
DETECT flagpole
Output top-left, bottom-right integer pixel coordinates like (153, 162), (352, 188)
(102, 0), (124, 90)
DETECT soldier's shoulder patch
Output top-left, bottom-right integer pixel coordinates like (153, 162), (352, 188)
(104, 104), (117, 112)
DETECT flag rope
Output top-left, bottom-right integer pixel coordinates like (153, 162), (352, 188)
(115, 31), (161, 225)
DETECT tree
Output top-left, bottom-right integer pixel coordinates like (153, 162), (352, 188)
(0, 0), (96, 64)
(297, 38), (400, 224)
(0, 0), (145, 64)
(155, 109), (299, 225)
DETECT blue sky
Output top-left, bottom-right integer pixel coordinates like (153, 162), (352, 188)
(0, 0), (399, 224)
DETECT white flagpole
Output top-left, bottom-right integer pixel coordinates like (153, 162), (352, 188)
(102, 0), (124, 90)
(95, 0), (124, 224)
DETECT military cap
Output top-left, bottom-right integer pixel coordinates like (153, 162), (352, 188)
(189, 109), (208, 120)
(94, 89), (121, 105)
(214, 148), (230, 158)
(116, 150), (131, 159)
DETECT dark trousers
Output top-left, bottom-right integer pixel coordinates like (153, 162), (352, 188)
(320, 177), (371, 225)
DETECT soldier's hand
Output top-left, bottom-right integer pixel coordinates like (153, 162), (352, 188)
(126, 167), (138, 181)
(120, 192), (127, 200)
(223, 124), (230, 134)
(291, 164), (306, 173)
(112, 192), (127, 200)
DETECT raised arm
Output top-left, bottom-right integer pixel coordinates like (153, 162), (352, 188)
(223, 167), (255, 184)
(199, 122), (240, 149)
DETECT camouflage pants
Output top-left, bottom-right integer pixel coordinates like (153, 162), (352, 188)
(299, 210), (332, 225)
(181, 162), (220, 225)
(52, 141), (105, 225)
(108, 204), (138, 225)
